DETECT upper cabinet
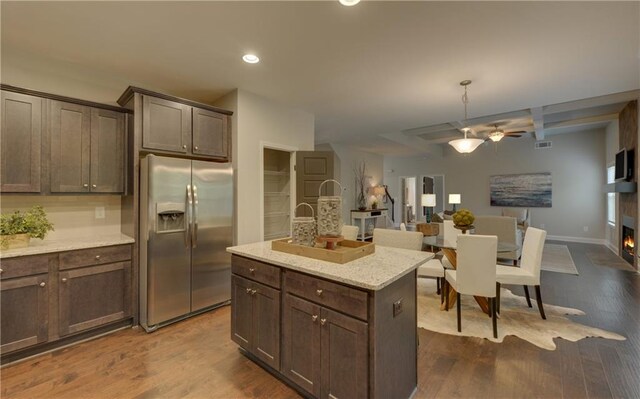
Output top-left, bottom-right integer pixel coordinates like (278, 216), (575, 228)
(0, 92), (42, 193)
(50, 101), (125, 193)
(118, 87), (232, 162)
(1, 85), (129, 194)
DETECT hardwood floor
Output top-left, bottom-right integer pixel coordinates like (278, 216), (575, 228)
(1, 241), (638, 398)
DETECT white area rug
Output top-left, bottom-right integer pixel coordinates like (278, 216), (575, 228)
(417, 279), (625, 350)
(541, 244), (578, 275)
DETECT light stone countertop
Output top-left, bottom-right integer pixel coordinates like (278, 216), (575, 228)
(227, 240), (433, 291)
(0, 234), (135, 259)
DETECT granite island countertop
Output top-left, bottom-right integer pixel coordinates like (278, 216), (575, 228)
(227, 240), (433, 291)
(0, 234), (135, 259)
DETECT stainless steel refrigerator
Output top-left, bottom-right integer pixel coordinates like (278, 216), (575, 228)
(140, 154), (233, 332)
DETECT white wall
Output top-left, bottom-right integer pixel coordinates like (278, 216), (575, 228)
(384, 129), (607, 240)
(214, 89), (315, 245)
(315, 143), (385, 224)
(605, 120), (620, 251)
(1, 196), (122, 240)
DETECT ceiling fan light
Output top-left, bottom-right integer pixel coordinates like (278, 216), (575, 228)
(448, 138), (484, 153)
(488, 131), (504, 142)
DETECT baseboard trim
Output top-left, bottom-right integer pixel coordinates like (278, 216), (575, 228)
(546, 235), (607, 245)
(605, 241), (619, 255)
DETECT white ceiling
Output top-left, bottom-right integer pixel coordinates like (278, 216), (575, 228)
(2, 1), (639, 155)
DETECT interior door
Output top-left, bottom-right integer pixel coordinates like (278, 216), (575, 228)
(422, 176), (434, 217)
(295, 151), (335, 217)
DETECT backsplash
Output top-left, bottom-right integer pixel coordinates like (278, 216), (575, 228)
(0, 196), (122, 240)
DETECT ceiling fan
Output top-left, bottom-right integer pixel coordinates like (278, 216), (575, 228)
(485, 124), (527, 142)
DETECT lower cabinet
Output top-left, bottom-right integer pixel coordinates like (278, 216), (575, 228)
(282, 293), (368, 399)
(231, 275), (280, 370)
(0, 244), (133, 358)
(59, 261), (131, 337)
(0, 274), (49, 353)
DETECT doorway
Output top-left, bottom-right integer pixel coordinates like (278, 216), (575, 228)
(400, 176), (417, 224)
(422, 175), (445, 221)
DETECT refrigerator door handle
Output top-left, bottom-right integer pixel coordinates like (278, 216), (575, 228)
(186, 184), (193, 248)
(192, 184), (199, 248)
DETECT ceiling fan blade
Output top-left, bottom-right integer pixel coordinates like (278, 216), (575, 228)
(505, 135), (522, 138)
(505, 131), (526, 135)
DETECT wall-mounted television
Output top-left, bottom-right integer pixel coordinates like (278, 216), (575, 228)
(615, 148), (634, 182)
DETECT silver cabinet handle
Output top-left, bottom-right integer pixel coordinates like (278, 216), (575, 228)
(61, 278), (68, 283)
(39, 282), (46, 287)
(249, 268), (255, 274)
(192, 184), (198, 248)
(316, 289), (323, 296)
(194, 146), (199, 150)
(246, 287), (252, 294)
(95, 255), (101, 260)
(182, 144), (187, 149)
(0, 268), (3, 274)
(92, 184), (97, 188)
(251, 289), (257, 295)
(83, 184), (89, 188)
(320, 318), (326, 326)
(312, 315), (318, 322)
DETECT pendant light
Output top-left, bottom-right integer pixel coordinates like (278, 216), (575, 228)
(448, 80), (484, 154)
(488, 125), (505, 142)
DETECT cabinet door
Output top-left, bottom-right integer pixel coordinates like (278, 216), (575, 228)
(58, 261), (131, 337)
(321, 307), (368, 399)
(0, 274), (49, 353)
(90, 108), (125, 193)
(231, 275), (253, 350)
(282, 294), (321, 397)
(142, 96), (191, 153)
(192, 108), (229, 159)
(50, 100), (91, 193)
(1, 91), (42, 192)
(252, 281), (280, 370)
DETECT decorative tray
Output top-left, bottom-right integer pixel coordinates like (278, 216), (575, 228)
(271, 238), (375, 264)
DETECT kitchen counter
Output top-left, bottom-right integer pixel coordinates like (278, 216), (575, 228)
(0, 233), (135, 259)
(226, 240), (433, 290)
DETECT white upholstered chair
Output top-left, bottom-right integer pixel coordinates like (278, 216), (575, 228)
(502, 208), (530, 234)
(474, 215), (522, 265)
(373, 228), (422, 251)
(442, 220), (458, 246)
(341, 225), (359, 241)
(445, 234), (499, 338)
(400, 223), (407, 231)
(496, 227), (547, 319)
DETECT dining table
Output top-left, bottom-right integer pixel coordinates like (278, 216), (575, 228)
(423, 235), (519, 315)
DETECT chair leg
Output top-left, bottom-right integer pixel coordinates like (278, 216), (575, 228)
(492, 297), (498, 338)
(456, 292), (461, 333)
(445, 281), (449, 311)
(436, 277), (441, 295)
(440, 279), (445, 305)
(535, 285), (546, 320)
(513, 259), (517, 266)
(523, 285), (533, 308)
(496, 282), (501, 314)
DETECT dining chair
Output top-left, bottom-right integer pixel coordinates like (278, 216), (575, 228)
(496, 227), (547, 319)
(373, 228), (423, 251)
(442, 220), (458, 245)
(341, 225), (359, 241)
(474, 215), (522, 266)
(417, 259), (445, 298)
(400, 223), (407, 231)
(444, 234), (499, 338)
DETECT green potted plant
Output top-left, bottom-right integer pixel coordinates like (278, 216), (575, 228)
(1, 206), (54, 249)
(371, 199), (379, 210)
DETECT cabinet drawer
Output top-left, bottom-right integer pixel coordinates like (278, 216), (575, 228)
(59, 245), (131, 270)
(0, 254), (51, 280)
(284, 271), (368, 321)
(231, 255), (281, 289)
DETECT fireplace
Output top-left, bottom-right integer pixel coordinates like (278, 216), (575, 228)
(621, 216), (635, 264)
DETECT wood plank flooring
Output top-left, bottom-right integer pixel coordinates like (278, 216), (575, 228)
(1, 241), (639, 398)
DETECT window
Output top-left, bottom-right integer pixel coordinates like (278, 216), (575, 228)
(607, 165), (615, 225)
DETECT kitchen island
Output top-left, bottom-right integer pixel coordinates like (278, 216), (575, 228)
(227, 241), (433, 399)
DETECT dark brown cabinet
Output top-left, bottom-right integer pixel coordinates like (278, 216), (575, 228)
(282, 294), (368, 399)
(231, 275), (280, 370)
(50, 101), (125, 193)
(0, 274), (49, 353)
(58, 261), (131, 337)
(141, 95), (230, 161)
(0, 91), (42, 193)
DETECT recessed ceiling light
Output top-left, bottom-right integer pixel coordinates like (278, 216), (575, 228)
(242, 54), (260, 64)
(339, 0), (360, 6)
